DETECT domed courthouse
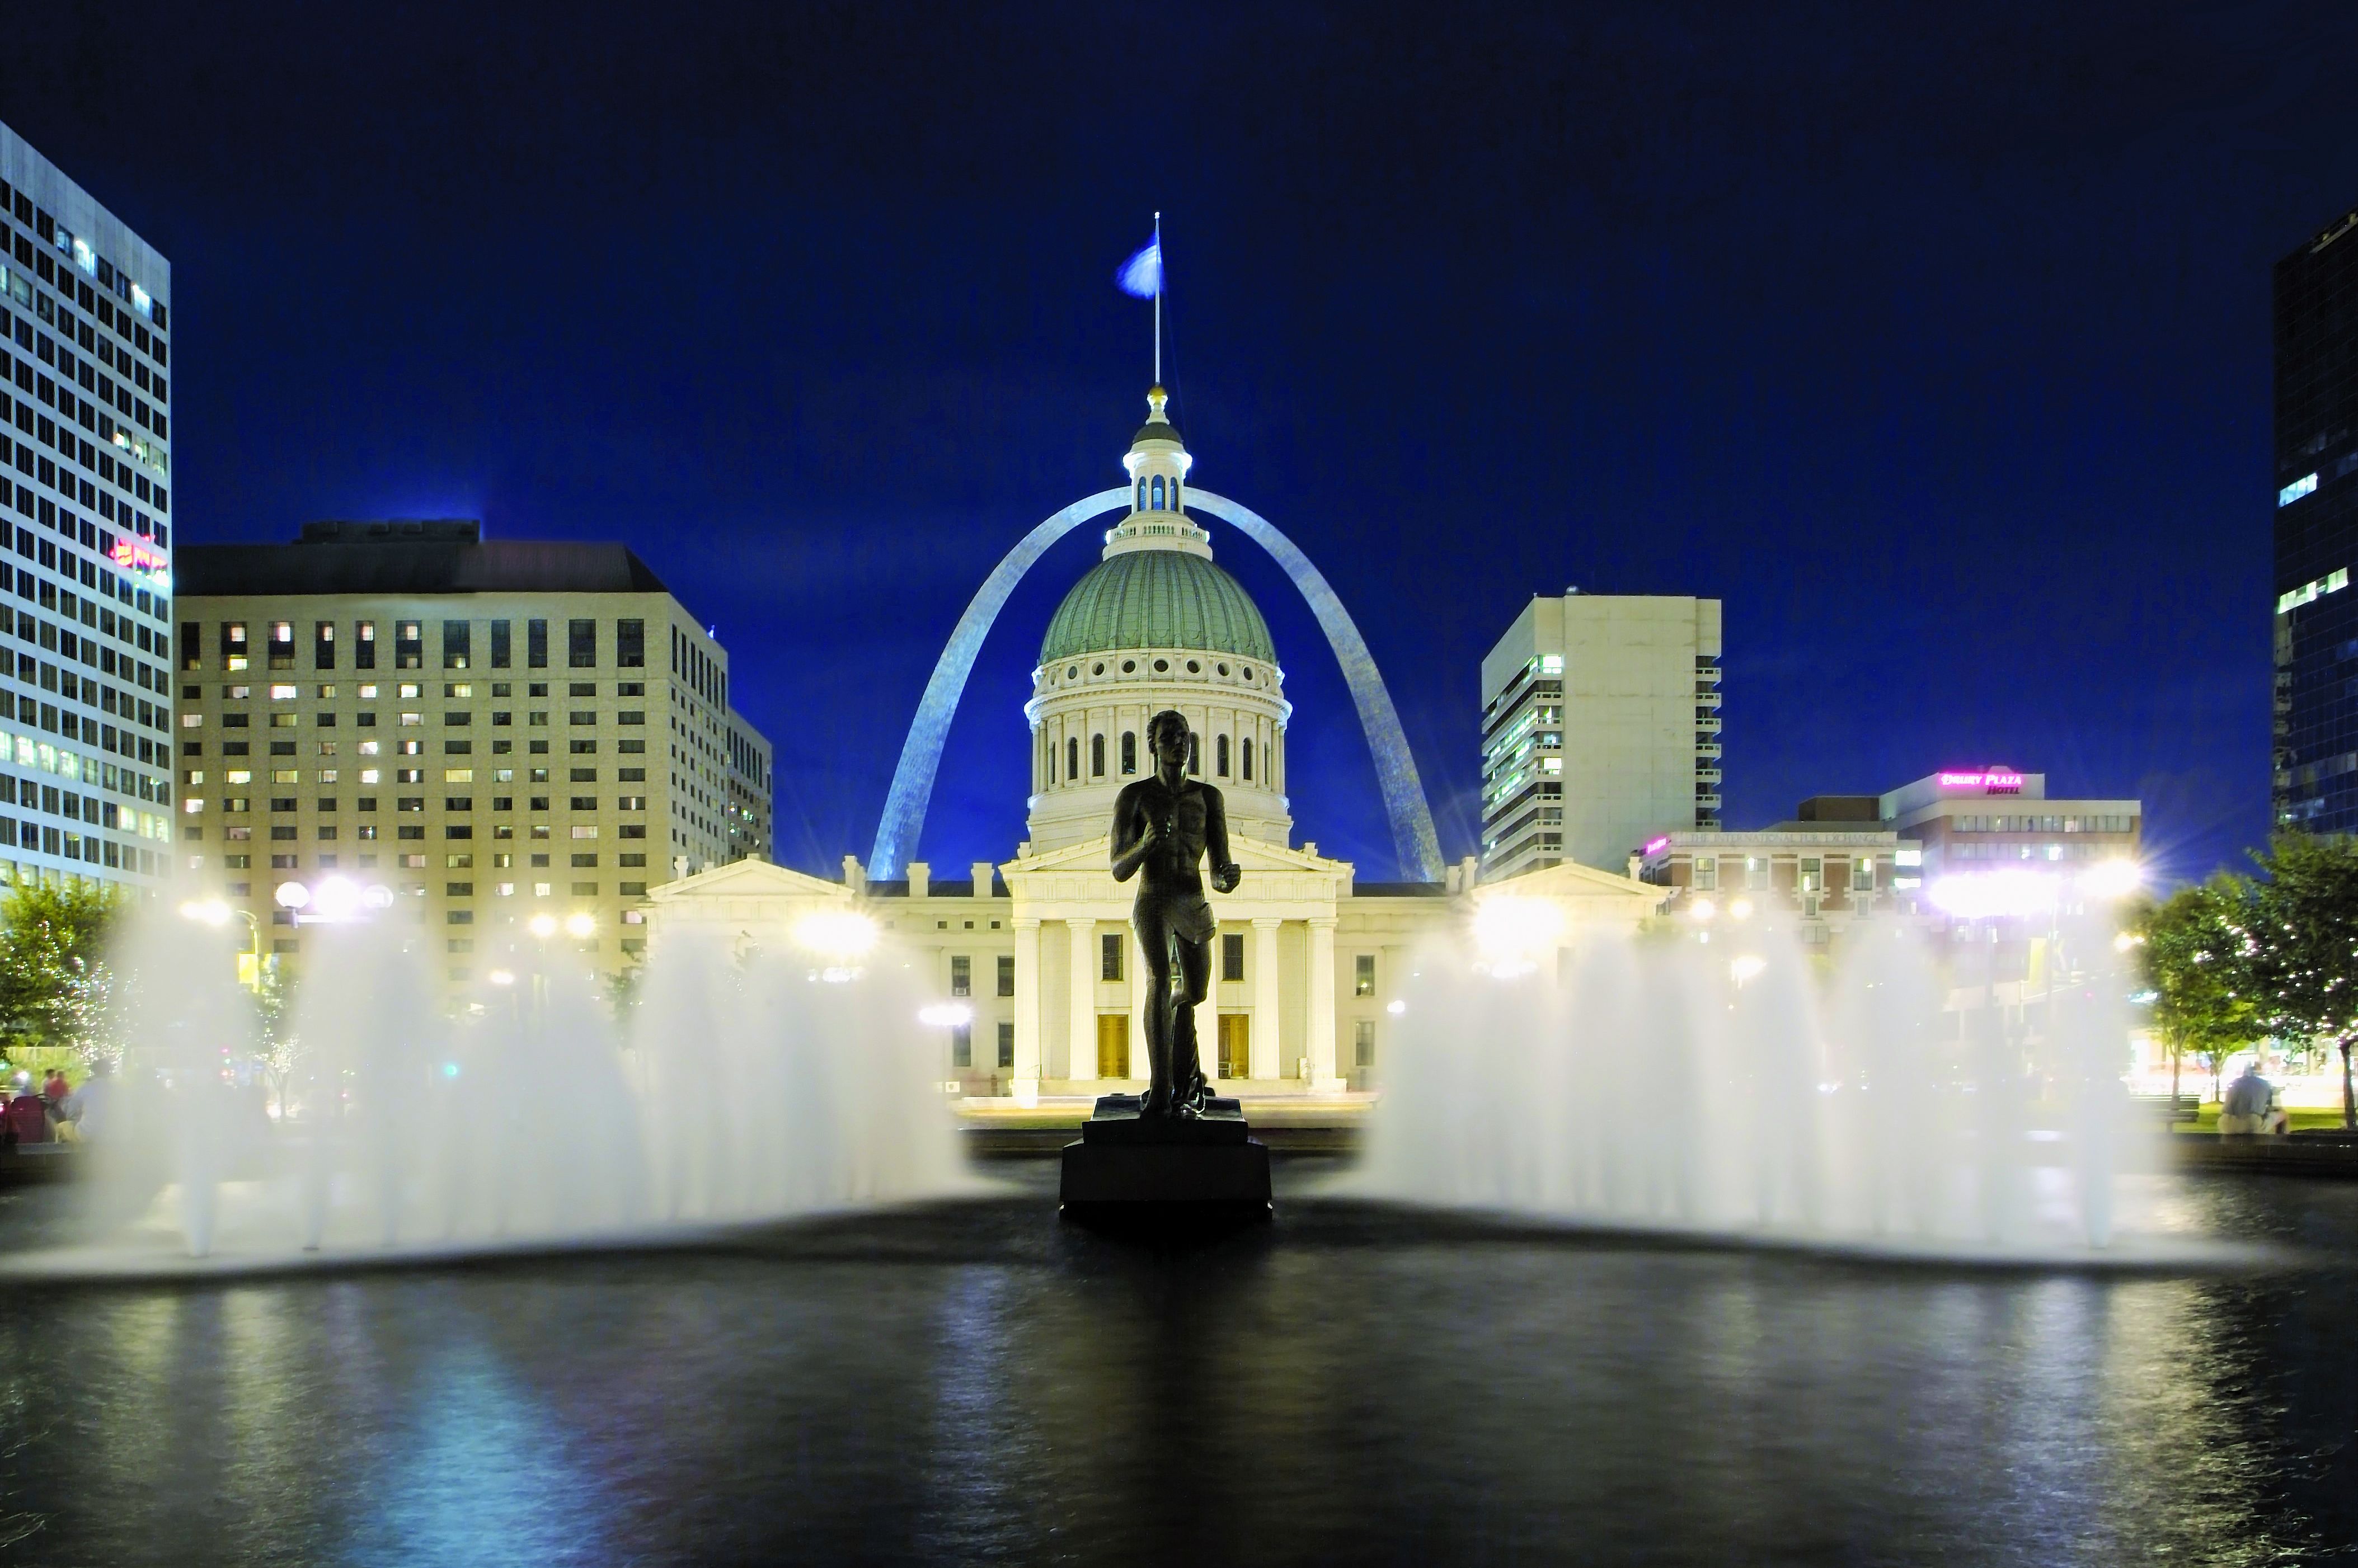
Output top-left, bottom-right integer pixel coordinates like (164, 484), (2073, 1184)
(650, 390), (1655, 1099)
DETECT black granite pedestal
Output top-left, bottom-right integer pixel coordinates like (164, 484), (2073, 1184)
(1058, 1094), (1273, 1228)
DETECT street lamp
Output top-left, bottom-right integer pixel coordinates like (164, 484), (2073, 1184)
(179, 897), (263, 991)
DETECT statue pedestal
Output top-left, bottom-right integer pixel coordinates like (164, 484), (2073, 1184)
(1058, 1094), (1272, 1226)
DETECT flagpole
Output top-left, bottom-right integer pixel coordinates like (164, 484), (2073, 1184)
(1153, 211), (1162, 384)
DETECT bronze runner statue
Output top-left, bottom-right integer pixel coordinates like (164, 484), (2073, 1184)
(1110, 709), (1241, 1118)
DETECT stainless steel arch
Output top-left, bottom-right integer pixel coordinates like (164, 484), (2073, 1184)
(867, 487), (1444, 882)
(1187, 491), (1445, 882)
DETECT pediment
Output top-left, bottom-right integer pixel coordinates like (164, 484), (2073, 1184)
(1484, 858), (1667, 908)
(647, 857), (852, 904)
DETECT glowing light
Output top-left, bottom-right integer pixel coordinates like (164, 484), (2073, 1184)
(1728, 898), (1754, 921)
(1385, 999), (1407, 1016)
(1688, 897), (1716, 922)
(1643, 835), (1670, 855)
(528, 914), (558, 939)
(274, 881), (311, 910)
(309, 877), (361, 921)
(487, 969), (516, 986)
(361, 883), (397, 910)
(918, 1002), (974, 1028)
(564, 912), (597, 939)
(2077, 858), (2143, 901)
(440, 1062), (461, 1079)
(178, 899), (231, 926)
(1472, 894), (1565, 976)
(2112, 931), (2144, 953)
(793, 910), (880, 957)
(1929, 869), (2058, 919)
(1730, 954), (1767, 985)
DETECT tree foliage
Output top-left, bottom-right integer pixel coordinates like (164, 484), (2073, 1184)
(2243, 832), (2358, 1127)
(2130, 876), (2268, 1099)
(0, 880), (128, 1066)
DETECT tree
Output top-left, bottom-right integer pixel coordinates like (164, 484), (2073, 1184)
(0, 880), (128, 1068)
(2244, 832), (2358, 1129)
(2130, 877), (2269, 1105)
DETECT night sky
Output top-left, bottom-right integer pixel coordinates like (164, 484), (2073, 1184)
(6, 2), (2356, 884)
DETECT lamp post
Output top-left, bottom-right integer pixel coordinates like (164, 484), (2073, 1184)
(179, 898), (263, 991)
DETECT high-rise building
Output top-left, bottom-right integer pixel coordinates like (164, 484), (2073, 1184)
(1479, 592), (1722, 879)
(0, 123), (179, 890)
(2273, 201), (2358, 830)
(175, 520), (772, 992)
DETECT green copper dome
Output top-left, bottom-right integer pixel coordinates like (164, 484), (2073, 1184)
(1041, 549), (1277, 664)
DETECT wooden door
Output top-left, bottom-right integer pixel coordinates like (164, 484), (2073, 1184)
(1096, 1013), (1130, 1079)
(1217, 1013), (1250, 1080)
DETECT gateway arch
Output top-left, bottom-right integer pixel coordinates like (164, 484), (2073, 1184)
(867, 488), (1444, 884)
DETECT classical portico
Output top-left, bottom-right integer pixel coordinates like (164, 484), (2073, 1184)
(643, 385), (1666, 1100)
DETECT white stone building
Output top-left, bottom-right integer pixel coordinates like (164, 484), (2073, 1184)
(650, 390), (1662, 1099)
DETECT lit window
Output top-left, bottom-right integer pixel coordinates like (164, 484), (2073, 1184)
(571, 825), (598, 839)
(445, 769), (474, 783)
(2280, 473), (2319, 507)
(2277, 567), (2350, 615)
(1539, 654), (1563, 675)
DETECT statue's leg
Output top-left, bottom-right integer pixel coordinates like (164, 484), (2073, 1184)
(1134, 906), (1176, 1115)
(1171, 931), (1213, 1113)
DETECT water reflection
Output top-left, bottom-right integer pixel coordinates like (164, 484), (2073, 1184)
(0, 1176), (2348, 1564)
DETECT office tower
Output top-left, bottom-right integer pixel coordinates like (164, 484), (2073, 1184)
(1480, 591), (1722, 879)
(175, 520), (772, 992)
(2274, 201), (2358, 830)
(0, 123), (178, 888)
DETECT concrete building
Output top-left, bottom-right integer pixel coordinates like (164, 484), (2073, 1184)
(2273, 199), (2358, 830)
(651, 389), (1665, 1099)
(1640, 799), (1915, 950)
(1480, 592), (1722, 880)
(1878, 768), (2140, 880)
(0, 123), (178, 889)
(174, 520), (772, 991)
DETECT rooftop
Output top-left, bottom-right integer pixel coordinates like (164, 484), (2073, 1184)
(179, 522), (673, 600)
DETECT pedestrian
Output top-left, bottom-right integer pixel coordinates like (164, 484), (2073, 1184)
(41, 1069), (68, 1111)
(71, 1058), (114, 1141)
(2219, 1059), (2278, 1136)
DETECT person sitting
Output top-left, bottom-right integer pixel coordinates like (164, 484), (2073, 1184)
(40, 1070), (67, 1112)
(2, 1085), (50, 1145)
(2219, 1060), (2278, 1136)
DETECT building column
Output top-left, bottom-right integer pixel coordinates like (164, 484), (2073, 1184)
(1251, 917), (1283, 1081)
(1011, 918), (1041, 1106)
(1305, 916), (1342, 1094)
(1068, 918), (1097, 1087)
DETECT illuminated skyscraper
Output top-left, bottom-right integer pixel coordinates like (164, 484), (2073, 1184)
(1479, 592), (1722, 880)
(0, 123), (179, 889)
(2273, 200), (2358, 831)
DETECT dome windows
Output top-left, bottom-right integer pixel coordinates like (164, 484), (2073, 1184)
(1091, 733), (1106, 777)
(1216, 734), (1230, 777)
(1243, 736), (1254, 780)
(1153, 658), (1169, 673)
(1216, 663), (1229, 677)
(1121, 659), (1136, 674)
(1121, 731), (1137, 774)
(1242, 667), (1255, 681)
(1185, 660), (1201, 675)
(1067, 665), (1078, 680)
(1092, 662), (1105, 676)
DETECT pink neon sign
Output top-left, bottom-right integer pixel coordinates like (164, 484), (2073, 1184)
(1937, 767), (2025, 794)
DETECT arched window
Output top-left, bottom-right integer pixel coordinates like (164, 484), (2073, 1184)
(1188, 730), (1201, 775)
(1043, 730), (1053, 781)
(1091, 733), (1106, 776)
(1216, 734), (1230, 776)
(1121, 731), (1137, 774)
(1242, 736), (1254, 781)
(1150, 475), (1166, 510)
(1135, 479), (1145, 511)
(1067, 737), (1080, 783)
(1169, 481), (1181, 511)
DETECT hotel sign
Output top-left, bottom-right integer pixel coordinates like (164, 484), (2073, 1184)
(1937, 767), (2025, 795)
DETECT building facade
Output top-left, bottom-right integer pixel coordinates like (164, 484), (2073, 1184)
(1480, 592), (1722, 880)
(650, 390), (1664, 1098)
(1878, 769), (2140, 879)
(174, 520), (772, 990)
(0, 123), (178, 889)
(2273, 200), (2358, 830)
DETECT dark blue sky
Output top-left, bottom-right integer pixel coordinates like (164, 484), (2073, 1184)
(8, 2), (2356, 883)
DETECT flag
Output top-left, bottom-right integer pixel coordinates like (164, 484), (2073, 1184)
(1115, 239), (1162, 298)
